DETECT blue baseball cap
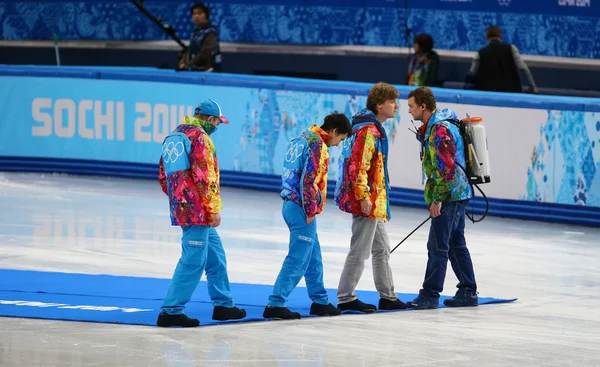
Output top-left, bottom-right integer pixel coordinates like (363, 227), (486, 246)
(194, 99), (229, 124)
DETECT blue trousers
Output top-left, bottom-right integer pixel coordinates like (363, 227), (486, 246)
(161, 225), (234, 315)
(419, 200), (478, 298)
(268, 200), (329, 307)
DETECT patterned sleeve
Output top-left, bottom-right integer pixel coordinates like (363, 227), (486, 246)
(301, 141), (324, 218)
(158, 156), (168, 195)
(428, 124), (457, 202)
(190, 134), (223, 214)
(349, 128), (376, 201)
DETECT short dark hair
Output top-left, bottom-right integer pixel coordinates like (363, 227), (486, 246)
(486, 25), (502, 39)
(413, 33), (434, 54)
(321, 111), (352, 135)
(366, 82), (399, 114)
(407, 87), (437, 112)
(191, 2), (210, 19)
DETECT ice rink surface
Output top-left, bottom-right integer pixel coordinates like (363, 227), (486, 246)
(1, 172), (599, 367)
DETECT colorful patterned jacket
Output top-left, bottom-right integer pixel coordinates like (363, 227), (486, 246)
(334, 109), (391, 221)
(422, 108), (473, 206)
(280, 125), (331, 219)
(158, 117), (222, 226)
(406, 51), (440, 87)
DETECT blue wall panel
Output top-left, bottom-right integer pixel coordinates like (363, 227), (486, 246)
(0, 65), (598, 227)
(1, 1), (599, 59)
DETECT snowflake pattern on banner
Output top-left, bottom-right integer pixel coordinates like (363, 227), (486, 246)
(523, 110), (600, 207)
(232, 90), (401, 180)
(1, 2), (600, 58)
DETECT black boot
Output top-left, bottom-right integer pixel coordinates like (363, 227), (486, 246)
(443, 292), (479, 307)
(263, 306), (301, 320)
(337, 299), (377, 313)
(310, 303), (341, 316)
(406, 295), (440, 310)
(378, 298), (407, 310)
(156, 312), (200, 327)
(212, 306), (247, 321)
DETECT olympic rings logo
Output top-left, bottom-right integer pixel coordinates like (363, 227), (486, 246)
(285, 142), (305, 163)
(498, 0), (511, 6)
(162, 141), (185, 163)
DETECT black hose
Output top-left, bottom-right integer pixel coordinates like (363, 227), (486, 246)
(464, 183), (489, 223)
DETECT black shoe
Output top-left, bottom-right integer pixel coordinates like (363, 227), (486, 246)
(406, 295), (440, 310)
(378, 298), (407, 310)
(337, 299), (377, 313)
(310, 303), (341, 316)
(263, 306), (301, 320)
(156, 312), (200, 327)
(443, 293), (479, 307)
(212, 306), (247, 321)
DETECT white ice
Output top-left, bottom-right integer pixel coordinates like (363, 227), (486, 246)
(0, 172), (599, 367)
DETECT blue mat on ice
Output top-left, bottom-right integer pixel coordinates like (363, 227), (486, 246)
(0, 269), (517, 326)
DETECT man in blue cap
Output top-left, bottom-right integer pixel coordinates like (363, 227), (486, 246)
(157, 99), (246, 327)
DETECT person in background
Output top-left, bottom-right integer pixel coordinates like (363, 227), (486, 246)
(178, 2), (222, 72)
(405, 86), (478, 310)
(470, 25), (537, 94)
(406, 34), (440, 87)
(264, 112), (352, 320)
(157, 100), (245, 327)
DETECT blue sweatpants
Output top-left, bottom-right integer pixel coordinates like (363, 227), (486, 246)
(268, 200), (329, 307)
(161, 225), (235, 315)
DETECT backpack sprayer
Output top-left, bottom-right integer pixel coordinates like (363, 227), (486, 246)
(391, 114), (491, 254)
(453, 114), (491, 222)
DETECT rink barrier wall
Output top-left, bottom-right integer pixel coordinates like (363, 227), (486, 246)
(2, 65), (600, 112)
(0, 65), (598, 228)
(1, 157), (598, 228)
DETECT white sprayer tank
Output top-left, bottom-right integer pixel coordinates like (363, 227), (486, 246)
(463, 116), (491, 184)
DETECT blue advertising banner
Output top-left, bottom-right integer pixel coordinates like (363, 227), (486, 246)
(0, 68), (598, 226)
(0, 75), (400, 179)
(1, 1), (599, 58)
(410, 0), (596, 16)
(2, 0), (596, 16)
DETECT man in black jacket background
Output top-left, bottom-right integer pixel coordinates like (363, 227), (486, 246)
(470, 25), (537, 94)
(178, 3), (222, 72)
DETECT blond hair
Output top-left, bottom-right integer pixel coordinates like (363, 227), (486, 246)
(366, 82), (399, 114)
